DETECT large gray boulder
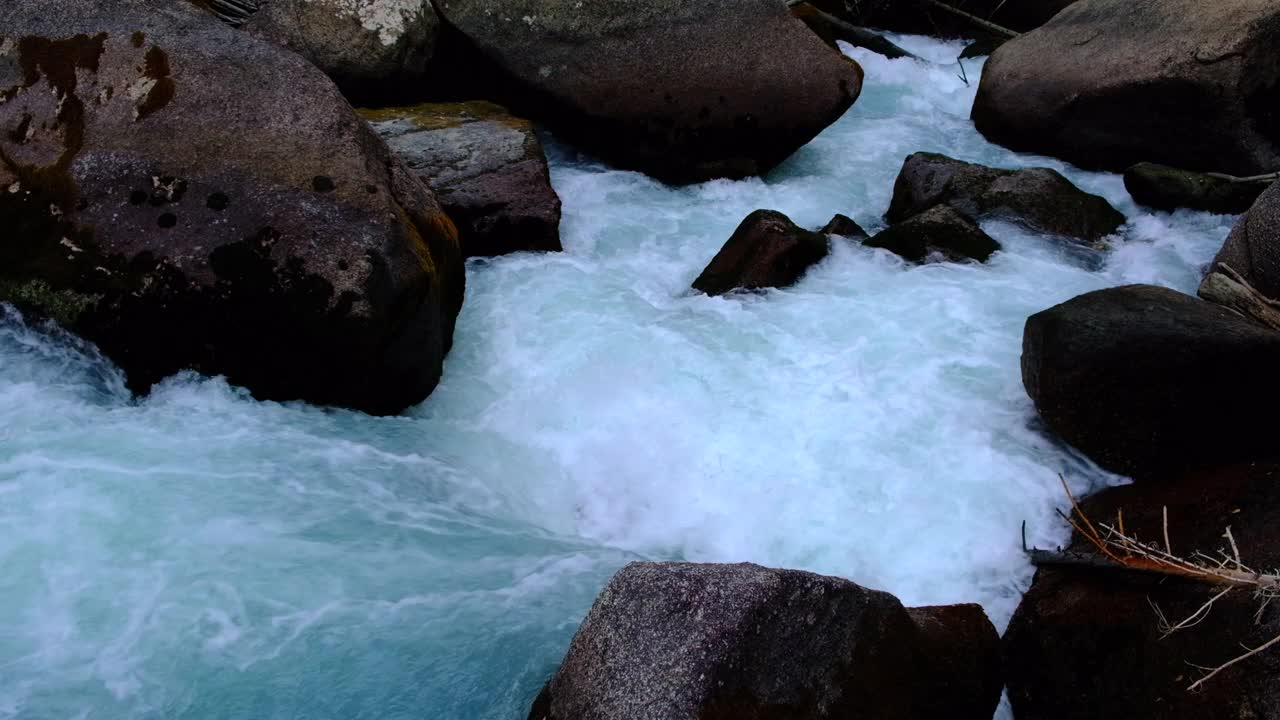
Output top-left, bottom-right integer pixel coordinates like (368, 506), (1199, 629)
(0, 0), (464, 415)
(1207, 183), (1280, 297)
(362, 101), (562, 258)
(530, 562), (1002, 720)
(199, 0), (440, 103)
(972, 0), (1280, 176)
(432, 0), (864, 184)
(886, 153), (1124, 244)
(1022, 285), (1280, 479)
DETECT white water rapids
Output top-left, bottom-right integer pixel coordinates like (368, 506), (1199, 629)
(0, 37), (1235, 720)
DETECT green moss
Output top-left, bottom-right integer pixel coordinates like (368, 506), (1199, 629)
(357, 101), (529, 131)
(0, 278), (100, 325)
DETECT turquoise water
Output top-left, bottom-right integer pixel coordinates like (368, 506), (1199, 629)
(0, 38), (1235, 720)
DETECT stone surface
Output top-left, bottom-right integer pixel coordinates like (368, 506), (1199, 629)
(1125, 163), (1271, 215)
(0, 0), (464, 415)
(807, 0), (1079, 35)
(1209, 182), (1280, 298)
(972, 0), (1280, 176)
(1022, 285), (1280, 479)
(530, 561), (1002, 720)
(362, 101), (562, 258)
(820, 213), (869, 241)
(692, 210), (829, 296)
(432, 0), (863, 184)
(866, 205), (1000, 263)
(1006, 462), (1280, 719)
(886, 152), (1124, 244)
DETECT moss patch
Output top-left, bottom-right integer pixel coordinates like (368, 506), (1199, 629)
(357, 100), (529, 131)
(0, 278), (100, 325)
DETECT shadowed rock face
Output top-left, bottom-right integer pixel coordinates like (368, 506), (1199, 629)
(0, 0), (464, 415)
(866, 205), (1001, 263)
(692, 210), (829, 296)
(1124, 163), (1271, 215)
(1022, 285), (1280, 479)
(886, 153), (1124, 244)
(530, 562), (1002, 720)
(1210, 183), (1280, 298)
(362, 102), (562, 258)
(1006, 463), (1280, 719)
(972, 0), (1280, 176)
(807, 0), (1079, 35)
(432, 0), (864, 184)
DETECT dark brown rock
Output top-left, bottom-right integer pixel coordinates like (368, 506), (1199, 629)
(1208, 183), (1280, 298)
(865, 205), (1000, 263)
(886, 153), (1124, 244)
(1022, 285), (1280, 479)
(820, 213), (869, 241)
(972, 0), (1280, 176)
(1125, 163), (1271, 215)
(0, 0), (464, 415)
(1006, 462), (1280, 719)
(530, 562), (1002, 720)
(693, 210), (829, 296)
(362, 101), (562, 258)
(432, 0), (864, 184)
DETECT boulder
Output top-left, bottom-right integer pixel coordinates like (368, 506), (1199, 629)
(1006, 462), (1280, 719)
(1022, 285), (1280, 479)
(529, 562), (1002, 720)
(0, 0), (464, 415)
(432, 0), (863, 184)
(1207, 183), (1280, 298)
(865, 205), (1000, 263)
(692, 210), (829, 296)
(886, 153), (1124, 244)
(972, 0), (1280, 176)
(821, 213), (870, 241)
(362, 101), (562, 258)
(1124, 163), (1271, 215)
(202, 0), (440, 104)
(790, 3), (917, 60)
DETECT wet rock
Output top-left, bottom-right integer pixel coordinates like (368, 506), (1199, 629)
(866, 205), (1000, 263)
(821, 213), (869, 241)
(791, 3), (917, 59)
(972, 0), (1280, 176)
(1022, 285), (1280, 479)
(530, 561), (1002, 720)
(1124, 163), (1271, 215)
(362, 101), (562, 258)
(0, 0), (464, 415)
(1006, 462), (1280, 719)
(886, 153), (1124, 244)
(215, 0), (440, 104)
(432, 0), (863, 184)
(1208, 183), (1280, 298)
(692, 210), (829, 296)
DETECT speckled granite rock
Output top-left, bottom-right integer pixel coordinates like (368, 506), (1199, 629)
(362, 102), (562, 258)
(528, 562), (1002, 720)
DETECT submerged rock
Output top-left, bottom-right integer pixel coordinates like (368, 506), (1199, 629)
(821, 213), (870, 241)
(972, 0), (1280, 176)
(1006, 462), (1280, 719)
(432, 0), (863, 184)
(1022, 285), (1280, 479)
(1208, 183), (1280, 298)
(212, 0), (440, 104)
(886, 153), (1124, 244)
(0, 0), (464, 415)
(362, 102), (562, 258)
(866, 205), (1000, 263)
(530, 562), (1002, 720)
(692, 210), (829, 296)
(1124, 163), (1271, 215)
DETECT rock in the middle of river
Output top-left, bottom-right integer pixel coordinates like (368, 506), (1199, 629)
(693, 210), (830, 296)
(433, 0), (864, 184)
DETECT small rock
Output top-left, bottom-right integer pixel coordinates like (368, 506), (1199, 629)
(363, 101), (562, 258)
(820, 213), (869, 241)
(692, 210), (829, 296)
(1124, 163), (1270, 215)
(865, 205), (1001, 263)
(886, 153), (1124, 243)
(1022, 285), (1280, 479)
(1207, 182), (1280, 297)
(531, 562), (1002, 720)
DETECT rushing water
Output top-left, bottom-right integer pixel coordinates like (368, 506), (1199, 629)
(0, 37), (1236, 720)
